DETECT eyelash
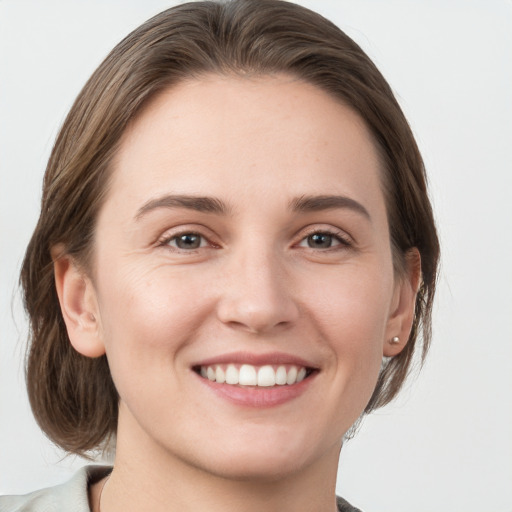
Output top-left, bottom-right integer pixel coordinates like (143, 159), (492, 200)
(297, 228), (353, 250)
(157, 227), (353, 253)
(158, 231), (215, 252)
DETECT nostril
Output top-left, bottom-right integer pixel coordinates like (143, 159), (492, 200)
(217, 303), (299, 335)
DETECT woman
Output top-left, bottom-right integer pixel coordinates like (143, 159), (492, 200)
(1, 0), (439, 511)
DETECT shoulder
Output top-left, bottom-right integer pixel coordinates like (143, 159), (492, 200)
(0, 465), (112, 512)
(337, 495), (364, 512)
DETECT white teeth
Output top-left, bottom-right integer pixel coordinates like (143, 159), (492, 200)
(225, 364), (239, 385)
(239, 364), (257, 385)
(215, 366), (226, 384)
(257, 365), (276, 387)
(199, 363), (311, 387)
(286, 366), (297, 385)
(275, 365), (287, 385)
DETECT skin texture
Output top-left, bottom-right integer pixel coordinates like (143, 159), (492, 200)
(54, 75), (419, 512)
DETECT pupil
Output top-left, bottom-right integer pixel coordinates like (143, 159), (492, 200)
(177, 234), (200, 249)
(308, 233), (332, 248)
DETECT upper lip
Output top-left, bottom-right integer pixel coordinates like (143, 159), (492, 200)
(192, 351), (319, 369)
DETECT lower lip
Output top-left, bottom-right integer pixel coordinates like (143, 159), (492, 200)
(195, 372), (316, 408)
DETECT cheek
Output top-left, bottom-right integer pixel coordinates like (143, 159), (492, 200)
(305, 259), (394, 341)
(99, 262), (204, 335)
(95, 264), (213, 383)
(93, 266), (214, 423)
(302, 261), (393, 395)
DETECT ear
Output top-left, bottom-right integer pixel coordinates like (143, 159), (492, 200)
(52, 245), (105, 358)
(383, 248), (422, 357)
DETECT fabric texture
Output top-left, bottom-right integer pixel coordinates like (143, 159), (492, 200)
(336, 495), (363, 512)
(0, 465), (111, 512)
(0, 465), (362, 511)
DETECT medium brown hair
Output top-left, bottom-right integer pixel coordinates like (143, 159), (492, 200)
(21, 0), (439, 455)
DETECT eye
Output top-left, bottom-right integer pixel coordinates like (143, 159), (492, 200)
(297, 230), (350, 250)
(166, 232), (208, 250)
(305, 233), (336, 249)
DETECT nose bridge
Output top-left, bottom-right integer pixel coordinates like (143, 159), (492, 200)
(216, 238), (299, 333)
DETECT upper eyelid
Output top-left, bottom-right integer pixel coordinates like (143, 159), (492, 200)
(160, 232), (214, 247)
(157, 232), (218, 254)
(295, 225), (353, 244)
(157, 224), (216, 242)
(295, 233), (352, 250)
(155, 224), (354, 247)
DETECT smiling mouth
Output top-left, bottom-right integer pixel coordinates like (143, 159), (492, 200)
(194, 364), (316, 387)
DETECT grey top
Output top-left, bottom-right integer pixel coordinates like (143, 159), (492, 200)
(0, 466), (362, 511)
(0, 466), (111, 512)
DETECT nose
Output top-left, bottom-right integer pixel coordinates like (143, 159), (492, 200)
(216, 246), (300, 334)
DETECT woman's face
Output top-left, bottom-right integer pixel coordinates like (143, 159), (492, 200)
(71, 75), (415, 479)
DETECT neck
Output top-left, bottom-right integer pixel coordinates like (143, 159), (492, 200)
(100, 411), (341, 512)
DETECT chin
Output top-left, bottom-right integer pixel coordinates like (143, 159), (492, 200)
(201, 451), (311, 482)
(186, 431), (336, 483)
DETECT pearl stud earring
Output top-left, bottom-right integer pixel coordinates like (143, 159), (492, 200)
(391, 336), (400, 344)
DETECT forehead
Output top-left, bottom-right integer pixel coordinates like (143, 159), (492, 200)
(108, 74), (384, 214)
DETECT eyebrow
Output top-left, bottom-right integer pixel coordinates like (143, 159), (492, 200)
(289, 194), (371, 220)
(135, 194), (230, 220)
(135, 193), (370, 221)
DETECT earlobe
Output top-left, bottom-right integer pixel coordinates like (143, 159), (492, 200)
(52, 245), (105, 358)
(383, 248), (421, 357)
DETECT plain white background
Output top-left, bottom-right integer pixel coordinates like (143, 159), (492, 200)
(1, 1), (511, 511)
